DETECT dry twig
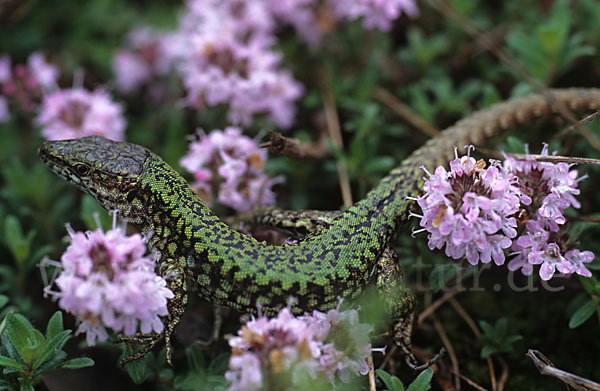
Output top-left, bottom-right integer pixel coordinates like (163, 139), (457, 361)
(372, 88), (440, 138)
(526, 350), (600, 391)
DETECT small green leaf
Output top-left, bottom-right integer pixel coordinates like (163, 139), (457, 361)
(46, 312), (64, 340)
(80, 195), (111, 230)
(5, 313), (32, 354)
(123, 348), (151, 384)
(480, 344), (497, 358)
(208, 353), (230, 374)
(21, 329), (46, 362)
(34, 330), (71, 370)
(569, 298), (599, 328)
(0, 355), (25, 371)
(376, 369), (404, 391)
(0, 295), (9, 309)
(506, 136), (526, 154)
(429, 264), (460, 293)
(61, 357), (94, 369)
(19, 383), (34, 391)
(407, 368), (434, 391)
(185, 346), (205, 373)
(31, 351), (67, 378)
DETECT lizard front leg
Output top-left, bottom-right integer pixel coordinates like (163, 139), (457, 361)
(118, 260), (187, 366)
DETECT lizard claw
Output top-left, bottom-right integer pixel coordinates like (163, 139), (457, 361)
(405, 347), (445, 371)
(116, 331), (175, 366)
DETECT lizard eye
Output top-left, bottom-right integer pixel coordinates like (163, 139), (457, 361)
(74, 163), (91, 176)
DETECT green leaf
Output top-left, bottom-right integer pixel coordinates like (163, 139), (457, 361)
(376, 369), (404, 391)
(429, 264), (460, 293)
(5, 313), (32, 355)
(506, 136), (527, 154)
(3, 215), (34, 265)
(80, 195), (112, 230)
(185, 346), (205, 373)
(19, 383), (34, 391)
(0, 295), (8, 309)
(208, 353), (230, 374)
(0, 355), (25, 371)
(569, 298), (599, 328)
(21, 329), (45, 362)
(45, 312), (64, 340)
(31, 351), (67, 379)
(480, 344), (497, 358)
(34, 330), (71, 370)
(61, 357), (94, 369)
(407, 368), (434, 391)
(123, 347), (151, 384)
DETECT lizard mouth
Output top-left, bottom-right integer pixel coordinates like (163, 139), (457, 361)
(38, 140), (73, 183)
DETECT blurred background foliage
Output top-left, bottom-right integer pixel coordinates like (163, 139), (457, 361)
(1, 0), (600, 389)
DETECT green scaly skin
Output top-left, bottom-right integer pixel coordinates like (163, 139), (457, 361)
(38, 88), (600, 366)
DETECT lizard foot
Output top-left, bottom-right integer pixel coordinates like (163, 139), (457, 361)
(393, 311), (445, 370)
(117, 331), (174, 366)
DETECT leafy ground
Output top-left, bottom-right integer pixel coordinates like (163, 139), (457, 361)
(1, 0), (600, 390)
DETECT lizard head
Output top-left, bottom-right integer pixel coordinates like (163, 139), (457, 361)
(38, 136), (150, 217)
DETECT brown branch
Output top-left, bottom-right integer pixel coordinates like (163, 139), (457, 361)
(497, 356), (509, 391)
(478, 148), (600, 166)
(367, 354), (376, 391)
(418, 287), (462, 325)
(432, 315), (461, 390)
(372, 88), (441, 138)
(553, 109), (600, 141)
(449, 297), (498, 391)
(567, 215), (600, 223)
(448, 369), (490, 391)
(320, 68), (353, 206)
(526, 350), (600, 391)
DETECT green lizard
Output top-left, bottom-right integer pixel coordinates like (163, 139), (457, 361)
(38, 88), (600, 367)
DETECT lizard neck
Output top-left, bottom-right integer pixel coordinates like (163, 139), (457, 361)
(136, 153), (222, 258)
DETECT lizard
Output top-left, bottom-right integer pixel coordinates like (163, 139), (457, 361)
(38, 88), (600, 367)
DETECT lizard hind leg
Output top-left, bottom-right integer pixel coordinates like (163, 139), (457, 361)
(377, 246), (443, 370)
(117, 261), (187, 366)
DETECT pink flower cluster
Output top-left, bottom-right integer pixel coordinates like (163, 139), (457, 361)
(225, 304), (379, 390)
(180, 127), (282, 212)
(329, 0), (419, 31)
(112, 26), (181, 95)
(415, 147), (594, 281)
(0, 52), (59, 122)
(176, 0), (303, 128)
(416, 150), (521, 266)
(43, 222), (173, 346)
(504, 146), (594, 280)
(36, 88), (126, 141)
(111, 0), (417, 127)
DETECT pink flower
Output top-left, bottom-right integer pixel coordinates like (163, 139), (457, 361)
(0, 55), (11, 83)
(416, 149), (520, 266)
(327, 0), (418, 31)
(27, 52), (59, 89)
(505, 145), (591, 280)
(174, 0), (303, 128)
(225, 303), (379, 390)
(112, 26), (178, 94)
(418, 145), (595, 281)
(0, 96), (9, 122)
(0, 52), (59, 117)
(37, 88), (126, 140)
(43, 221), (173, 345)
(180, 127), (283, 212)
